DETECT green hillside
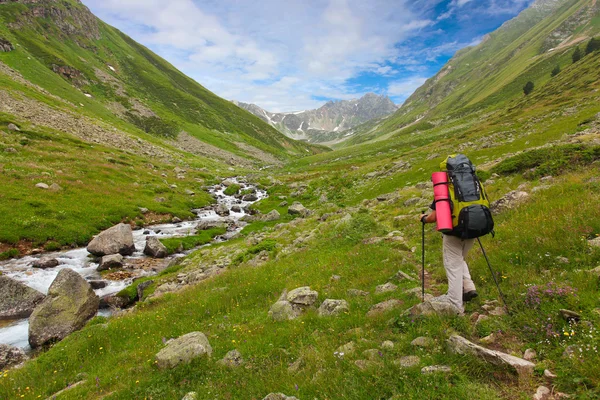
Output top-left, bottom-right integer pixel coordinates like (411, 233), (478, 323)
(341, 0), (600, 147)
(1, 0), (600, 399)
(0, 0), (326, 250)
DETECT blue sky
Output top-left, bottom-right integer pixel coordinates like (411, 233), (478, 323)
(82, 0), (534, 112)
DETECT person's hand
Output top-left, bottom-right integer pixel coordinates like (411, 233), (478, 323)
(419, 214), (428, 223)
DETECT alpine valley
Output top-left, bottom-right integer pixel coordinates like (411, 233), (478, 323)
(1, 0), (600, 399)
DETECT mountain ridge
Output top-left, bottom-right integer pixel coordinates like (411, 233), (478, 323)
(233, 93), (398, 144)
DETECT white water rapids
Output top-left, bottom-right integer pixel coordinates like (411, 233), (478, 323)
(0, 179), (266, 350)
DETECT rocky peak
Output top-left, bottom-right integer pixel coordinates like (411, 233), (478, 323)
(3, 0), (100, 41)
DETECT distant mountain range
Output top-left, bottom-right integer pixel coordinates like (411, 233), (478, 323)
(233, 93), (398, 144)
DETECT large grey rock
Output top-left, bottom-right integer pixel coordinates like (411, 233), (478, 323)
(288, 202), (311, 218)
(0, 276), (45, 319)
(318, 299), (349, 316)
(87, 223), (135, 256)
(32, 257), (60, 269)
(268, 300), (298, 321)
(144, 236), (168, 258)
(0, 344), (28, 370)
(287, 286), (318, 306)
(263, 209), (281, 222)
(405, 296), (462, 316)
(588, 237), (600, 248)
(447, 335), (535, 377)
(216, 204), (230, 216)
(97, 254), (124, 271)
(155, 332), (212, 369)
(197, 220), (227, 231)
(28, 269), (99, 348)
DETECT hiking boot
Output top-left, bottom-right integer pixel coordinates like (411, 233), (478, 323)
(462, 290), (478, 302)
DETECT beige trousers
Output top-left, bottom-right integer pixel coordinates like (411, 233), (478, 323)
(443, 234), (476, 311)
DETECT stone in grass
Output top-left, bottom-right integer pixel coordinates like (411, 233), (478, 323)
(318, 299), (349, 316)
(533, 386), (551, 400)
(217, 349), (244, 367)
(262, 394), (299, 400)
(411, 337), (434, 348)
(395, 355), (420, 368)
(335, 341), (356, 357)
(381, 341), (394, 350)
(263, 210), (281, 222)
(405, 296), (461, 317)
(287, 286), (318, 306)
(355, 359), (379, 370)
(559, 309), (582, 323)
(347, 289), (369, 297)
(447, 335), (535, 377)
(362, 349), (382, 361)
(394, 270), (417, 281)
(35, 182), (49, 189)
(182, 393), (198, 400)
(366, 299), (403, 317)
(544, 369), (557, 381)
(287, 202), (311, 218)
(155, 332), (212, 369)
(375, 282), (398, 293)
(421, 365), (451, 374)
(523, 348), (537, 361)
(0, 344), (28, 370)
(268, 300), (298, 321)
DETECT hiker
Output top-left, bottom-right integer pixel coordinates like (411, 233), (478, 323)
(419, 209), (478, 313)
(418, 154), (494, 313)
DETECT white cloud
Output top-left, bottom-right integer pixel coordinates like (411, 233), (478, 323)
(81, 0), (530, 111)
(387, 77), (428, 99)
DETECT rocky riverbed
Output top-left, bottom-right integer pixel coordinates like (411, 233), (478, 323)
(0, 178), (266, 350)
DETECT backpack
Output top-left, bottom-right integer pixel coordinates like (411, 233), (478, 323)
(441, 154), (494, 239)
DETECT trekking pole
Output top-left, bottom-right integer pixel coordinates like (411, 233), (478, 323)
(477, 237), (509, 314)
(421, 211), (426, 303)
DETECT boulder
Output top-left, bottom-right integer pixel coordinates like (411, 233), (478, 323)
(381, 341), (394, 350)
(89, 280), (107, 289)
(242, 194), (258, 202)
(490, 191), (529, 213)
(0, 276), (45, 319)
(263, 394), (298, 400)
(216, 204), (230, 216)
(588, 237), (600, 248)
(87, 223), (135, 256)
(155, 332), (212, 369)
(7, 123), (19, 131)
(375, 282), (398, 293)
(405, 296), (462, 317)
(287, 286), (318, 306)
(197, 220), (227, 231)
(367, 299), (403, 317)
(263, 209), (281, 222)
(335, 341), (356, 356)
(347, 288), (369, 297)
(0, 344), (28, 370)
(288, 202), (311, 218)
(35, 183), (49, 189)
(268, 300), (298, 321)
(217, 349), (244, 367)
(137, 280), (154, 301)
(144, 236), (168, 258)
(32, 257), (60, 269)
(447, 335), (535, 377)
(523, 348), (537, 361)
(0, 38), (14, 52)
(533, 386), (551, 400)
(231, 205), (242, 213)
(28, 269), (99, 348)
(318, 299), (349, 316)
(97, 254), (124, 271)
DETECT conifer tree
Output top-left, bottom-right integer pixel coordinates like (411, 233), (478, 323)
(572, 47), (582, 63)
(523, 81), (534, 95)
(586, 37), (600, 55)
